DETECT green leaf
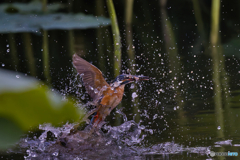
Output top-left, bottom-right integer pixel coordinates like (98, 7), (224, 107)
(0, 13), (111, 33)
(0, 69), (37, 94)
(0, 1), (64, 14)
(0, 69), (84, 149)
(0, 118), (23, 149)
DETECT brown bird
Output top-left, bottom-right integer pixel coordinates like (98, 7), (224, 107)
(72, 54), (149, 128)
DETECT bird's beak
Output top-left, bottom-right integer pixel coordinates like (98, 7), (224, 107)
(138, 76), (150, 81)
(131, 75), (149, 81)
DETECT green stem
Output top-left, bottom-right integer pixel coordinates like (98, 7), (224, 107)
(42, 0), (47, 13)
(96, 0), (106, 74)
(210, 0), (224, 138)
(125, 0), (140, 122)
(125, 0), (134, 25)
(212, 47), (224, 138)
(42, 30), (51, 83)
(68, 30), (75, 57)
(106, 0), (121, 78)
(159, 0), (179, 88)
(159, 0), (186, 127)
(192, 0), (207, 43)
(8, 33), (18, 70)
(210, 0), (220, 46)
(22, 33), (36, 77)
(125, 0), (135, 74)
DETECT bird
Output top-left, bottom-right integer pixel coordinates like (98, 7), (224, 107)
(72, 54), (149, 128)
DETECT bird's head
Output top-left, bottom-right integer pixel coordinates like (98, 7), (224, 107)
(111, 74), (149, 88)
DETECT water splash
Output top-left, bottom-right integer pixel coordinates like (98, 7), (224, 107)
(11, 69), (212, 159)
(104, 120), (146, 146)
(17, 120), (147, 159)
(17, 119), (212, 160)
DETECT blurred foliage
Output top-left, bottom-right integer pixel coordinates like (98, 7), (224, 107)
(0, 1), (64, 14)
(0, 13), (111, 33)
(0, 68), (84, 149)
(106, 0), (121, 78)
(0, 1), (110, 33)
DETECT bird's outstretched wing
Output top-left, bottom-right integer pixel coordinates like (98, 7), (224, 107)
(72, 54), (110, 101)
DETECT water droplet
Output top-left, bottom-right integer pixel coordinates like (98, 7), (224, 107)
(16, 75), (20, 78)
(2, 63), (5, 67)
(52, 152), (59, 156)
(130, 83), (135, 89)
(217, 126), (221, 130)
(31, 152), (37, 157)
(102, 85), (108, 91)
(132, 92), (138, 99)
(94, 89), (98, 94)
(81, 95), (85, 100)
(153, 114), (158, 120)
(160, 89), (165, 93)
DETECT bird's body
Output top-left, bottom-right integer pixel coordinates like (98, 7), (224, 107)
(72, 54), (149, 127)
(93, 85), (125, 124)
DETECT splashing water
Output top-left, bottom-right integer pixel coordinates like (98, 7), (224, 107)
(19, 120), (148, 159)
(14, 72), (211, 159)
(17, 118), (211, 160)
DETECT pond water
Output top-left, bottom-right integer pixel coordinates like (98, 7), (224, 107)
(1, 0), (240, 159)
(1, 44), (240, 160)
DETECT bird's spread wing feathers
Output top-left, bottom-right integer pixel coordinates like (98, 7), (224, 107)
(72, 54), (110, 101)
